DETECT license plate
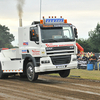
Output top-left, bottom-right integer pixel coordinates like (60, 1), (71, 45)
(56, 65), (66, 68)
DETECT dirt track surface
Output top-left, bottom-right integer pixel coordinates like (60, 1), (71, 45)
(0, 75), (100, 100)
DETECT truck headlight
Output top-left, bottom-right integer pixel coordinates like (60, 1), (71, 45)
(72, 58), (77, 61)
(72, 55), (77, 61)
(41, 60), (50, 64)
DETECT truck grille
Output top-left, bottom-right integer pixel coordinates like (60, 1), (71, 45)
(47, 51), (74, 55)
(46, 46), (74, 51)
(46, 46), (74, 56)
(50, 55), (71, 65)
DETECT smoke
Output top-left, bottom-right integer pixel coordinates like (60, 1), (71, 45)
(17, 0), (25, 19)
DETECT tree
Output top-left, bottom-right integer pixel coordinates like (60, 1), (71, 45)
(76, 38), (92, 52)
(88, 23), (100, 52)
(0, 24), (14, 48)
(76, 23), (100, 53)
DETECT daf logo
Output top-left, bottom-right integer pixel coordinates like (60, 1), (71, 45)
(70, 46), (74, 48)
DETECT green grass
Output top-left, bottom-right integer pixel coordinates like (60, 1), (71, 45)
(69, 69), (100, 81)
(49, 69), (100, 81)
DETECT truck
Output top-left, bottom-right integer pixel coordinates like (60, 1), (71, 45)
(0, 16), (78, 81)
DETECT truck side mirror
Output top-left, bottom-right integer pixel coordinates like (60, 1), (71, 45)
(74, 28), (78, 38)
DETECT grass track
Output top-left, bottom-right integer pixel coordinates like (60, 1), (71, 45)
(70, 69), (100, 81)
(49, 69), (100, 81)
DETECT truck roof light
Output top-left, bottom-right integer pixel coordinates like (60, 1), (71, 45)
(45, 18), (64, 24)
(52, 16), (53, 18)
(49, 16), (50, 18)
(55, 16), (56, 18)
(64, 19), (67, 23)
(40, 20), (43, 24)
(43, 16), (44, 19)
(60, 16), (62, 18)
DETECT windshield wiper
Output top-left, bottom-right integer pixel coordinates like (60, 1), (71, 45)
(42, 38), (74, 43)
(42, 39), (58, 43)
(64, 38), (75, 41)
(58, 38), (74, 42)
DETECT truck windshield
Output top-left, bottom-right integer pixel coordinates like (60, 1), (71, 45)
(40, 26), (75, 43)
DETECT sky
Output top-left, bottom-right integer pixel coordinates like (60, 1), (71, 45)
(0, 0), (100, 46)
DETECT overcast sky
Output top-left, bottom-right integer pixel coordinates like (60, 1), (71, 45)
(0, 0), (100, 46)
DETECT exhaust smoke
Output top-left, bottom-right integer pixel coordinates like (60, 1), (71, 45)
(17, 0), (25, 27)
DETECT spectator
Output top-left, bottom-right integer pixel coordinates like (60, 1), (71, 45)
(81, 52), (84, 58)
(90, 52), (93, 56)
(88, 54), (91, 60)
(78, 53), (83, 60)
(97, 56), (100, 70)
(86, 53), (89, 60)
(97, 56), (100, 62)
(87, 52), (90, 57)
(87, 52), (89, 55)
(82, 53), (87, 61)
(77, 53), (80, 59)
(89, 53), (98, 70)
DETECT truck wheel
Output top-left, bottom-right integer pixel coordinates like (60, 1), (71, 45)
(1, 75), (8, 79)
(59, 69), (70, 78)
(0, 73), (8, 79)
(0, 66), (8, 79)
(26, 62), (38, 81)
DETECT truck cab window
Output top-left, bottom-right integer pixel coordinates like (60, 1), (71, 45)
(30, 27), (39, 42)
(63, 27), (73, 39)
(41, 26), (75, 43)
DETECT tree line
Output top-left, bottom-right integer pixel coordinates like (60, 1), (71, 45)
(0, 24), (14, 48)
(76, 23), (100, 53)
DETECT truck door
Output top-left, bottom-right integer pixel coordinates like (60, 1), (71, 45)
(30, 27), (39, 44)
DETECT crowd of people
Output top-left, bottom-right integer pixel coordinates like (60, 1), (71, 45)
(77, 52), (100, 70)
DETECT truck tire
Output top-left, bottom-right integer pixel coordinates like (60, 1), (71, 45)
(0, 72), (8, 79)
(59, 69), (70, 78)
(0, 67), (3, 79)
(26, 62), (38, 81)
(0, 75), (8, 79)
(0, 64), (8, 79)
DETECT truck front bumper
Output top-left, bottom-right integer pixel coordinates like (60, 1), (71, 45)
(35, 56), (77, 73)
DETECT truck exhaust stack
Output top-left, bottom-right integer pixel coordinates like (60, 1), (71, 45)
(17, 0), (25, 27)
(19, 19), (22, 27)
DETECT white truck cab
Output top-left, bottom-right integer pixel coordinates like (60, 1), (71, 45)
(0, 17), (78, 81)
